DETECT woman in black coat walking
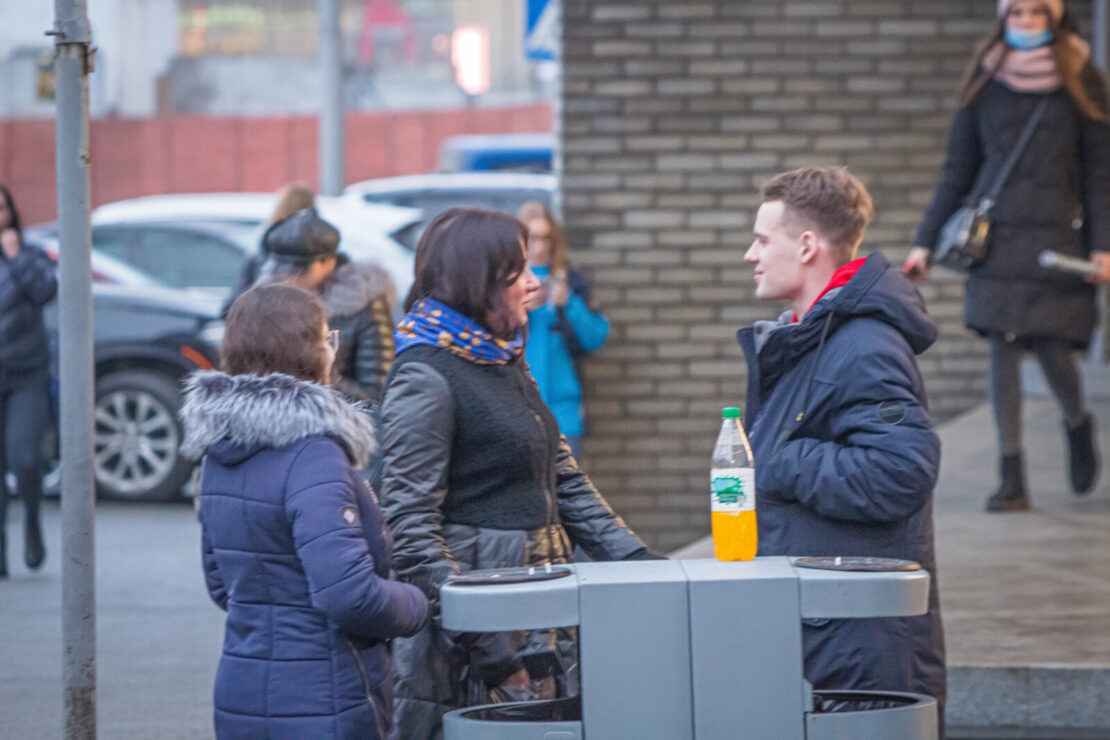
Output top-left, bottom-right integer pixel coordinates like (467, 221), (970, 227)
(0, 184), (57, 576)
(907, 0), (1110, 511)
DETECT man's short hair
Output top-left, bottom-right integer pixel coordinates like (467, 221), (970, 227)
(761, 166), (874, 264)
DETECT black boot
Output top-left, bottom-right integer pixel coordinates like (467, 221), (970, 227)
(0, 484), (8, 578)
(22, 476), (44, 571)
(986, 454), (1029, 512)
(1067, 415), (1099, 495)
(24, 515), (43, 571)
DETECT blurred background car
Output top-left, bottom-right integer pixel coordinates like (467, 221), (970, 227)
(436, 133), (554, 173)
(26, 236), (223, 502)
(345, 171), (554, 250)
(28, 192), (422, 306)
(25, 220), (248, 301)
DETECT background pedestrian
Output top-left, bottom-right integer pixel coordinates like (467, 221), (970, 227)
(0, 183), (57, 577)
(907, 0), (1110, 511)
(260, 206), (397, 404)
(517, 201), (609, 461)
(220, 181), (315, 318)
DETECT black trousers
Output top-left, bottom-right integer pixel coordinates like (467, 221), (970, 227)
(0, 367), (51, 547)
(988, 334), (1086, 457)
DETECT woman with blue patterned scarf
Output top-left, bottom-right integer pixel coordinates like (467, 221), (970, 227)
(379, 208), (660, 739)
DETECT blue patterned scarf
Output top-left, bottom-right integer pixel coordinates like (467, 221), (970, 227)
(394, 297), (524, 365)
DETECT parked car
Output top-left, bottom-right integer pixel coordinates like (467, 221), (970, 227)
(28, 238), (223, 501)
(25, 221), (248, 300)
(437, 133), (554, 173)
(83, 192), (421, 302)
(345, 172), (555, 249)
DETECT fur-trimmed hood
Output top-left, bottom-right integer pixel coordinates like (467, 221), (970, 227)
(320, 258), (397, 318)
(180, 371), (375, 468)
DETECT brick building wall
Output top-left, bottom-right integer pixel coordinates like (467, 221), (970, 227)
(0, 104), (552, 225)
(561, 0), (1093, 551)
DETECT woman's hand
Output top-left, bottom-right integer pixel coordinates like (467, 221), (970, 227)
(548, 271), (568, 306)
(526, 283), (547, 311)
(503, 667), (530, 689)
(1088, 252), (1110, 283)
(903, 247), (931, 283)
(550, 276), (568, 307)
(0, 228), (20, 260)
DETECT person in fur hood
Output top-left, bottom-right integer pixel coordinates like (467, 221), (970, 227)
(259, 206), (397, 404)
(180, 282), (428, 740)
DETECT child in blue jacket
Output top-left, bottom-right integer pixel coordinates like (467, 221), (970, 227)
(518, 203), (609, 461)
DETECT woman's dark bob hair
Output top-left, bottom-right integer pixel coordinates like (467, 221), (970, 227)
(0, 183), (23, 233)
(405, 208), (527, 338)
(221, 283), (331, 382)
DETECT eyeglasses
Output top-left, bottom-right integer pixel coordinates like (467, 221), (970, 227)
(327, 329), (340, 351)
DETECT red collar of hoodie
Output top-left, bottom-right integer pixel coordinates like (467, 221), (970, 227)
(791, 257), (867, 324)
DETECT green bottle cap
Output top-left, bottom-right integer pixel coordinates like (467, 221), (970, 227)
(721, 407), (741, 419)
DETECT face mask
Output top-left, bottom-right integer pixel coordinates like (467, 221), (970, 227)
(1005, 28), (1054, 50)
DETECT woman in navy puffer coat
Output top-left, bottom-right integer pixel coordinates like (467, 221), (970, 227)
(181, 283), (428, 740)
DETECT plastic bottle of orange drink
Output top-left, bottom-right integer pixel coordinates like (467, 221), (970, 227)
(711, 407), (757, 561)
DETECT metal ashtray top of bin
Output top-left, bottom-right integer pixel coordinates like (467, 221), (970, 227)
(792, 556), (930, 619)
(442, 564), (581, 632)
(440, 556), (931, 633)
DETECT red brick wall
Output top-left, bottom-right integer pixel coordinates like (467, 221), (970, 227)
(0, 104), (553, 225)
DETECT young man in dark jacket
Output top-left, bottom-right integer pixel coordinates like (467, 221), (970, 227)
(736, 167), (946, 728)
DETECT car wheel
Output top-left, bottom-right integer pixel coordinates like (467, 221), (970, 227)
(93, 371), (190, 501)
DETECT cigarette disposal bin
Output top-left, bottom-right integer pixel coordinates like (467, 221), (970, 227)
(440, 556), (938, 740)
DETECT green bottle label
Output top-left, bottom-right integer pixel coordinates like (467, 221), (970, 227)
(711, 468), (755, 512)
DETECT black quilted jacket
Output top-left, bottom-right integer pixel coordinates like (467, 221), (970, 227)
(916, 71), (1110, 346)
(0, 240), (57, 377)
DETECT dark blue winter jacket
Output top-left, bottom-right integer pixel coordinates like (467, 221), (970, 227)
(181, 371), (428, 740)
(737, 251), (946, 708)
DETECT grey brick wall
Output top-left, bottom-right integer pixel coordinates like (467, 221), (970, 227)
(560, 0), (1091, 551)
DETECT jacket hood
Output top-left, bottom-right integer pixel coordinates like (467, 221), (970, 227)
(319, 259), (396, 318)
(739, 251), (936, 401)
(179, 370), (375, 468)
(746, 250), (936, 358)
(824, 250), (937, 355)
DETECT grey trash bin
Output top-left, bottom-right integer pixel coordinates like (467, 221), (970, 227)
(440, 558), (938, 740)
(443, 697), (582, 740)
(807, 690), (939, 740)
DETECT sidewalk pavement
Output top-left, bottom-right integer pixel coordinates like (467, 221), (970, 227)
(675, 385), (1110, 736)
(0, 501), (223, 738)
(931, 396), (1110, 735)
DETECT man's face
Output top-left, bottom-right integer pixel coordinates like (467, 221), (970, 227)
(745, 200), (805, 303)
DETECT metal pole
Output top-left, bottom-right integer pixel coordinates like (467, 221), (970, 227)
(1095, 0), (1107, 68)
(51, 1), (96, 737)
(318, 0), (344, 196)
(1095, 0), (1110, 363)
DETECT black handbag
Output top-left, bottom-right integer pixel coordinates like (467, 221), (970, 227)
(934, 98), (1049, 272)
